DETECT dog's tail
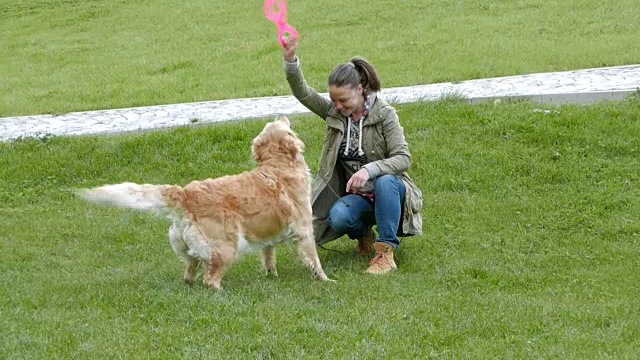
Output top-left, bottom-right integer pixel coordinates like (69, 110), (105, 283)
(77, 182), (186, 215)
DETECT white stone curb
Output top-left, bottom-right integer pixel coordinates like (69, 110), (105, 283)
(1, 65), (638, 142)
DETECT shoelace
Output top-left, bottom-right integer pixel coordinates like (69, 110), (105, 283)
(369, 252), (392, 267)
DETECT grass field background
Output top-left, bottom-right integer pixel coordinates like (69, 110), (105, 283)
(1, 0), (639, 116)
(2, 0), (640, 358)
(1, 99), (639, 358)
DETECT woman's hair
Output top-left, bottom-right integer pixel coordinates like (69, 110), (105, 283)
(328, 56), (381, 92)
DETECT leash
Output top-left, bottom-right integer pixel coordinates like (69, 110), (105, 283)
(318, 244), (345, 254)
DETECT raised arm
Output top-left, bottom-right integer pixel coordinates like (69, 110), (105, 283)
(282, 36), (331, 120)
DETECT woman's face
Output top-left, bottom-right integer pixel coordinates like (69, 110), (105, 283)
(329, 84), (364, 117)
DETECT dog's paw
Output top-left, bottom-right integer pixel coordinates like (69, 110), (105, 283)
(266, 269), (279, 277)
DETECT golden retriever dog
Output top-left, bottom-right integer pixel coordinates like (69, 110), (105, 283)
(79, 116), (332, 290)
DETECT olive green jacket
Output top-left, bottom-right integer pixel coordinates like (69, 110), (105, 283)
(285, 58), (423, 245)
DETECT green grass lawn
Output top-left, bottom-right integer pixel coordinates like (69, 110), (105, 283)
(1, 99), (639, 358)
(2, 0), (640, 357)
(1, 0), (639, 117)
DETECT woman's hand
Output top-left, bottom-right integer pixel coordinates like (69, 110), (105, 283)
(346, 168), (370, 193)
(282, 35), (299, 63)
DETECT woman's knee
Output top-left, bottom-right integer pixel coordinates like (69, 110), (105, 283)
(374, 174), (403, 192)
(328, 203), (351, 232)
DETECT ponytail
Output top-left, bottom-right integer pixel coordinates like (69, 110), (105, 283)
(328, 56), (381, 92)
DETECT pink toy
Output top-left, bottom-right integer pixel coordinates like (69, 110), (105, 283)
(264, 0), (298, 46)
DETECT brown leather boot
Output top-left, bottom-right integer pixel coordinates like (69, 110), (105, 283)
(355, 227), (376, 256)
(366, 242), (397, 274)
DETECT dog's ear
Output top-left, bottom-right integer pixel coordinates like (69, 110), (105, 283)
(252, 136), (265, 161)
(275, 115), (290, 126)
(253, 121), (277, 161)
(279, 133), (303, 159)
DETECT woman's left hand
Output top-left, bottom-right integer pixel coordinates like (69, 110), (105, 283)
(346, 168), (370, 193)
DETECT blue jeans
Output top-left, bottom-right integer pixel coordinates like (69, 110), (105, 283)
(328, 174), (406, 249)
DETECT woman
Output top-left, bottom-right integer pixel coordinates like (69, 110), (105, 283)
(282, 36), (423, 275)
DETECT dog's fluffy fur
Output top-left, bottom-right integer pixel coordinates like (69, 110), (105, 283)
(79, 116), (331, 290)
